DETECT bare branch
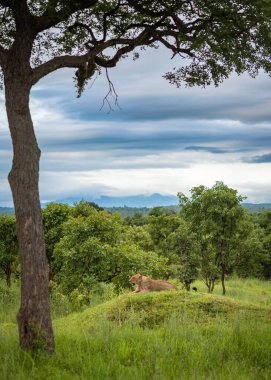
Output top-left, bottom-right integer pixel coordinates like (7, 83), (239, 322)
(100, 68), (120, 113)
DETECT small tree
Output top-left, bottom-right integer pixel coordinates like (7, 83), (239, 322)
(0, 215), (18, 287)
(166, 219), (199, 290)
(0, 0), (271, 352)
(179, 182), (247, 294)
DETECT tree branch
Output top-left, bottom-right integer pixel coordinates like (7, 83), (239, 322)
(31, 28), (153, 84)
(0, 43), (7, 66)
(34, 0), (99, 33)
(31, 53), (92, 85)
(127, 0), (174, 18)
(0, 0), (14, 9)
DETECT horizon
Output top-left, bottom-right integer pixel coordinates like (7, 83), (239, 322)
(1, 192), (271, 210)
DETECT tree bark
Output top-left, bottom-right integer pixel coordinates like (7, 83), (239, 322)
(5, 265), (11, 287)
(211, 278), (215, 292)
(4, 67), (55, 353)
(221, 269), (226, 295)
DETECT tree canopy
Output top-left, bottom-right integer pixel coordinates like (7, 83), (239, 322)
(0, 0), (271, 92)
(179, 182), (250, 294)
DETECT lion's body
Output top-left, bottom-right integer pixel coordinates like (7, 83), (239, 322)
(129, 274), (176, 293)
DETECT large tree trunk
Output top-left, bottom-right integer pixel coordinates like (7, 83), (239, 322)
(4, 68), (55, 353)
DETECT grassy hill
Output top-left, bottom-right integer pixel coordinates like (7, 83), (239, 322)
(1, 278), (271, 380)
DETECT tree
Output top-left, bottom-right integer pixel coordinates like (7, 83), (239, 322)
(179, 182), (247, 294)
(0, 215), (18, 287)
(72, 200), (104, 217)
(147, 208), (181, 249)
(233, 214), (264, 278)
(165, 219), (199, 290)
(0, 1), (271, 352)
(253, 211), (271, 279)
(124, 213), (148, 227)
(53, 208), (167, 293)
(42, 202), (71, 276)
(122, 225), (154, 251)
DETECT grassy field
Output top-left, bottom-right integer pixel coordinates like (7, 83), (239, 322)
(0, 278), (271, 380)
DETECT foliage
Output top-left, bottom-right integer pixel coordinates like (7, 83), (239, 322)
(123, 212), (149, 226)
(53, 208), (167, 296)
(165, 220), (200, 290)
(121, 225), (154, 251)
(251, 210), (271, 279)
(179, 182), (251, 294)
(2, 0), (269, 89)
(72, 200), (104, 217)
(42, 202), (71, 267)
(147, 208), (181, 248)
(234, 221), (265, 278)
(0, 215), (18, 287)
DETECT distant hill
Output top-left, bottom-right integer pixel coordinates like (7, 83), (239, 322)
(57, 193), (179, 208)
(242, 203), (271, 214)
(105, 205), (180, 217)
(1, 197), (271, 216)
(0, 207), (14, 215)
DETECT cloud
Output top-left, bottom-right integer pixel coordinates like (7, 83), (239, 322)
(244, 153), (271, 164)
(33, 48), (271, 125)
(185, 146), (231, 154)
(1, 47), (271, 205)
(35, 162), (271, 204)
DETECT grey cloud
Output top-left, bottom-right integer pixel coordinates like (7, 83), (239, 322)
(32, 64), (271, 125)
(41, 86), (271, 126)
(185, 146), (230, 154)
(31, 53), (271, 126)
(244, 153), (271, 163)
(37, 121), (271, 153)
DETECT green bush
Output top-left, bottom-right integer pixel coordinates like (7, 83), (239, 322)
(53, 208), (167, 297)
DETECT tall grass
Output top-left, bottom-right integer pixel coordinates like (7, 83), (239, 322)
(0, 281), (19, 324)
(1, 312), (271, 380)
(193, 277), (271, 307)
(0, 278), (271, 380)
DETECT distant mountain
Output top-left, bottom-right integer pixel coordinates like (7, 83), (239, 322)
(1, 197), (271, 214)
(56, 193), (179, 208)
(0, 207), (14, 215)
(242, 203), (271, 213)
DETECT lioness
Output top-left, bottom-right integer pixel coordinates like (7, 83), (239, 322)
(129, 273), (176, 293)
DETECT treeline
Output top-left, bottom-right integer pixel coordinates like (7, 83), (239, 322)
(0, 182), (270, 301)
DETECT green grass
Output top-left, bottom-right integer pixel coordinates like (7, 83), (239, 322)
(1, 278), (271, 380)
(193, 277), (271, 307)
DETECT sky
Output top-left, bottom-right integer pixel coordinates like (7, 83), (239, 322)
(1, 46), (271, 206)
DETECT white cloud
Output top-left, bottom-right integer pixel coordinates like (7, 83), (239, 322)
(36, 161), (271, 203)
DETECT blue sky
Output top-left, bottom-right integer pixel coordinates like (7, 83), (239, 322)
(1, 46), (271, 206)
